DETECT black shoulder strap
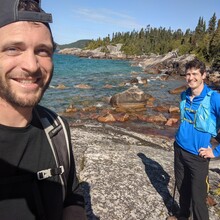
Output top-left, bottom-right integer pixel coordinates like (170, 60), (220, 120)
(34, 105), (70, 201)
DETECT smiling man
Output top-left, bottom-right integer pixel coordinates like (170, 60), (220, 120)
(167, 58), (220, 220)
(0, 21), (53, 110)
(0, 1), (86, 219)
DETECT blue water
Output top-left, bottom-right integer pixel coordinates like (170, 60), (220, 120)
(40, 54), (184, 113)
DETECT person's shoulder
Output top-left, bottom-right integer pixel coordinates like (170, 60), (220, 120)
(35, 105), (56, 115)
(209, 89), (220, 108)
(35, 105), (69, 126)
(180, 88), (190, 100)
(211, 90), (220, 98)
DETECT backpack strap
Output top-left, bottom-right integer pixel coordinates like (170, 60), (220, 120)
(180, 91), (186, 122)
(180, 90), (215, 120)
(201, 90), (214, 105)
(34, 105), (71, 201)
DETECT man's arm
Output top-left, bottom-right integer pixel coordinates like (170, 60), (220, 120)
(63, 205), (87, 220)
(212, 92), (220, 158)
(199, 92), (220, 159)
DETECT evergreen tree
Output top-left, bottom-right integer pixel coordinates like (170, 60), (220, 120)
(207, 13), (217, 35)
(211, 19), (220, 70)
(85, 14), (219, 64)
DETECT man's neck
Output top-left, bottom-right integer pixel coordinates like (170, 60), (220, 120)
(190, 83), (205, 99)
(0, 100), (33, 127)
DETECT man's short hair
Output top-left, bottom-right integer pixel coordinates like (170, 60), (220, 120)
(0, 0), (52, 28)
(18, 0), (42, 12)
(185, 58), (206, 75)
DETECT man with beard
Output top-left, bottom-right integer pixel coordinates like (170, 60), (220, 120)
(0, 0), (86, 219)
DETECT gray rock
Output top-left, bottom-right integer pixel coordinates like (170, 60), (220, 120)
(110, 87), (151, 107)
(58, 44), (126, 60)
(71, 123), (220, 220)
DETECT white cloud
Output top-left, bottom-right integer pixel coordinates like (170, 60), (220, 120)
(73, 7), (143, 30)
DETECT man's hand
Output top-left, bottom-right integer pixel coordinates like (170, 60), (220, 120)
(198, 146), (215, 159)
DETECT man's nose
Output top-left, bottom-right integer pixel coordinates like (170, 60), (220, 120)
(186, 74), (193, 79)
(21, 51), (39, 73)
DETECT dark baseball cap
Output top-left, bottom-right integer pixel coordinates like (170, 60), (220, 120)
(0, 0), (52, 28)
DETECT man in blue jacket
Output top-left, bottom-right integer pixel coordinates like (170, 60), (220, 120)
(168, 58), (220, 220)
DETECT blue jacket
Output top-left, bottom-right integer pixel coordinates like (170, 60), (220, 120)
(180, 90), (219, 136)
(175, 84), (220, 157)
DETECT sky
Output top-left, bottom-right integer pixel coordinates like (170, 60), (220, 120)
(42, 0), (220, 45)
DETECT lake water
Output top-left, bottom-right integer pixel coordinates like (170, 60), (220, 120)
(40, 54), (185, 115)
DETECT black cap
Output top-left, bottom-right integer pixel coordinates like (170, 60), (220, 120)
(0, 0), (52, 28)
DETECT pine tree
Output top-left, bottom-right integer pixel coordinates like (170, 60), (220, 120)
(211, 19), (220, 70)
(207, 13), (217, 35)
(84, 14), (219, 63)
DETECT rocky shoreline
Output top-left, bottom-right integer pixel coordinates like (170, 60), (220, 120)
(59, 46), (220, 132)
(58, 45), (220, 85)
(57, 47), (220, 219)
(71, 122), (220, 220)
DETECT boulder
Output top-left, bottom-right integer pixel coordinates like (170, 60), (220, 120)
(115, 103), (147, 113)
(113, 113), (130, 122)
(74, 84), (92, 89)
(169, 85), (187, 94)
(58, 48), (81, 55)
(165, 118), (179, 126)
(56, 84), (68, 89)
(103, 84), (114, 89)
(58, 44), (128, 60)
(133, 52), (196, 77)
(97, 113), (116, 123)
(153, 105), (170, 113)
(82, 106), (97, 112)
(168, 106), (180, 113)
(138, 113), (167, 123)
(110, 87), (152, 107)
(65, 104), (78, 113)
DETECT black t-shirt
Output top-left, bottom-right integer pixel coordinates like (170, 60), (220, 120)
(0, 112), (64, 220)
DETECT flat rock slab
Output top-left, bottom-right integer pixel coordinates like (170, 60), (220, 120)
(70, 123), (220, 220)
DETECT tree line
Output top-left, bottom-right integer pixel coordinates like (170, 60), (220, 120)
(86, 13), (220, 70)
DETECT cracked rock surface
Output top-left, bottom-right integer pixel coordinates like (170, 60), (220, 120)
(70, 123), (220, 220)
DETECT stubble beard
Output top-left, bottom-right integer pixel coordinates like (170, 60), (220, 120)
(0, 79), (50, 108)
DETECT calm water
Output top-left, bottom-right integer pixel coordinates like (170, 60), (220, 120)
(40, 54), (185, 113)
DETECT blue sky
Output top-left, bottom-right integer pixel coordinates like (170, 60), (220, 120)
(42, 0), (220, 45)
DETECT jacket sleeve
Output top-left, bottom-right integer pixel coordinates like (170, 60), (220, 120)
(211, 92), (220, 157)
